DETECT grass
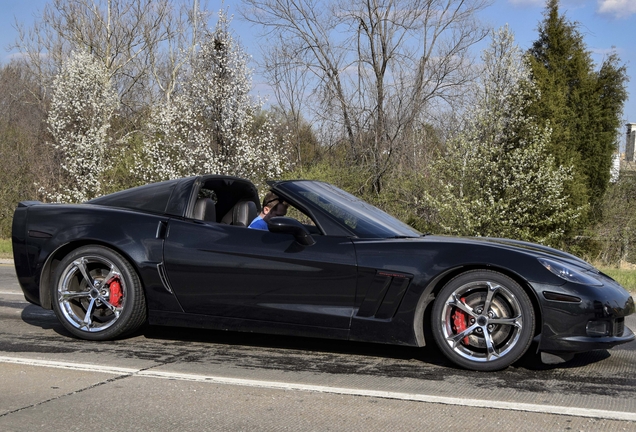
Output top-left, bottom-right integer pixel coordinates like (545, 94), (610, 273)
(597, 267), (636, 292)
(0, 238), (11, 259)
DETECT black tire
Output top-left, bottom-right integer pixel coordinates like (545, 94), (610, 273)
(51, 245), (146, 340)
(431, 270), (535, 371)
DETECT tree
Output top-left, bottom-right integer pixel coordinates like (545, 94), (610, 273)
(0, 63), (52, 237)
(262, 42), (315, 168)
(44, 51), (119, 203)
(422, 27), (581, 245)
(139, 11), (288, 187)
(8, 0), (213, 205)
(13, 0), (206, 133)
(594, 174), (636, 265)
(526, 0), (628, 212)
(241, 0), (490, 193)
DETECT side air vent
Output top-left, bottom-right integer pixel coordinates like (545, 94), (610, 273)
(157, 263), (174, 294)
(356, 271), (412, 319)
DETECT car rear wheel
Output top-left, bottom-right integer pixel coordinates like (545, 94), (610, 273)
(51, 245), (146, 340)
(432, 270), (535, 371)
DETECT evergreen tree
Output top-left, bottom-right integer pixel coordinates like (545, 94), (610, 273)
(527, 0), (628, 213)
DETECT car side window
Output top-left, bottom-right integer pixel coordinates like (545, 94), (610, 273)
(285, 205), (313, 227)
(283, 202), (322, 235)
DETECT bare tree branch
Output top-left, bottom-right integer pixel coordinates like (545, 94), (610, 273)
(241, 0), (490, 192)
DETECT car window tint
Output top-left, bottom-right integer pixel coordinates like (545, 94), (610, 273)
(285, 181), (420, 238)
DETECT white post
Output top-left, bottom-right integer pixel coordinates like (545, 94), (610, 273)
(626, 123), (636, 162)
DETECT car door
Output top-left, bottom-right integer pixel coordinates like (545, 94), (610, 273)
(162, 218), (357, 329)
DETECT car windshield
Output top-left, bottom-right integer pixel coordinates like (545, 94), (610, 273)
(281, 181), (421, 238)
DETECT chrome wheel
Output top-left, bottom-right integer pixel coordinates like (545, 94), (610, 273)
(52, 245), (146, 340)
(57, 255), (125, 332)
(440, 281), (523, 362)
(432, 271), (534, 371)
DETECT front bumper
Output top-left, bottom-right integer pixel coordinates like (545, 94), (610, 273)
(534, 277), (635, 353)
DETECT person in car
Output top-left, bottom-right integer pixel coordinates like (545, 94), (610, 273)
(248, 192), (289, 230)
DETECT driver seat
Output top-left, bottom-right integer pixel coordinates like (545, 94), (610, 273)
(222, 200), (258, 227)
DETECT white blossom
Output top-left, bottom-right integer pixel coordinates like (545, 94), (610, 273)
(139, 11), (288, 187)
(44, 51), (119, 203)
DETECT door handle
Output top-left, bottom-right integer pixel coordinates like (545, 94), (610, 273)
(156, 220), (168, 239)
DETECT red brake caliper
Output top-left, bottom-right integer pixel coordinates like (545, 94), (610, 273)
(108, 278), (123, 307)
(452, 297), (470, 345)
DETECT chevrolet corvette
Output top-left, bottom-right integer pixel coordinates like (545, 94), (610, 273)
(11, 175), (635, 371)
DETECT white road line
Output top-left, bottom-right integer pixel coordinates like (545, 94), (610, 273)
(0, 291), (21, 296)
(0, 356), (138, 375)
(0, 355), (634, 422)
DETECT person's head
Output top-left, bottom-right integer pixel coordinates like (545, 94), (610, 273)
(261, 192), (288, 221)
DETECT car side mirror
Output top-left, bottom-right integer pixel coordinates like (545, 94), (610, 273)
(268, 217), (316, 246)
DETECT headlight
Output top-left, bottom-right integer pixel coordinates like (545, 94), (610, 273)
(538, 258), (603, 286)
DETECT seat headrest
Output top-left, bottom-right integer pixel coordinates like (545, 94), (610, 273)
(222, 200), (258, 226)
(234, 200), (258, 227)
(193, 198), (216, 222)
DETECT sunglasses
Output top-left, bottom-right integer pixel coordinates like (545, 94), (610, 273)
(264, 198), (288, 208)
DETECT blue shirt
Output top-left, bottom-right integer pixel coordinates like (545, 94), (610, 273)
(248, 215), (268, 230)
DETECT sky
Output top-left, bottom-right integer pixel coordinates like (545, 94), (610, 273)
(1, 0), (635, 129)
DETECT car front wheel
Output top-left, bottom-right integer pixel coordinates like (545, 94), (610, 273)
(432, 270), (535, 371)
(51, 245), (146, 340)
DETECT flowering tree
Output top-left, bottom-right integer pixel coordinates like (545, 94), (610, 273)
(140, 11), (288, 187)
(45, 51), (119, 203)
(423, 27), (582, 245)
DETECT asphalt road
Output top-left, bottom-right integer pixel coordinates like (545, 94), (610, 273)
(1, 263), (635, 431)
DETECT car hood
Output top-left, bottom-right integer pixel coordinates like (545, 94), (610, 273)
(421, 235), (596, 272)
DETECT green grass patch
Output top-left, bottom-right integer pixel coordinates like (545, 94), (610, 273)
(0, 238), (11, 258)
(598, 267), (636, 292)
(0, 238), (11, 259)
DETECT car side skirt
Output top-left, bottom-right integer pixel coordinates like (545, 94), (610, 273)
(148, 310), (350, 341)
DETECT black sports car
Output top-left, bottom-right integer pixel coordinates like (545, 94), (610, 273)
(12, 175), (635, 371)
